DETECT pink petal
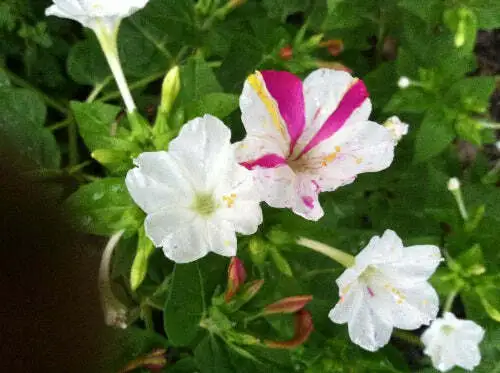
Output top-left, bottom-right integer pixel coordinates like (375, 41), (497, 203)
(261, 71), (305, 155)
(297, 79), (369, 157)
(241, 153), (287, 170)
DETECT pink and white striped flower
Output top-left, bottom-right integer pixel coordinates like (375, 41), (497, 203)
(235, 69), (396, 220)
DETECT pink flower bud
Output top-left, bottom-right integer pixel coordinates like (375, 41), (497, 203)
(263, 295), (313, 315)
(320, 39), (344, 56)
(225, 257), (247, 302)
(265, 310), (314, 349)
(120, 348), (167, 372)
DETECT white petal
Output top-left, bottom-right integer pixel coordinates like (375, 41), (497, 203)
(206, 220), (237, 257)
(355, 230), (403, 267)
(386, 282), (439, 330)
(126, 151), (193, 214)
(235, 135), (287, 164)
(296, 69), (371, 155)
(454, 340), (482, 370)
(329, 281), (364, 324)
(304, 121), (394, 192)
(145, 209), (212, 263)
(250, 164), (297, 208)
(378, 244), (442, 285)
(289, 174), (324, 220)
(348, 298), (393, 351)
(168, 115), (234, 191)
(240, 73), (290, 154)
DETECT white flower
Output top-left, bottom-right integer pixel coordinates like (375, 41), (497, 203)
(447, 177), (461, 191)
(398, 76), (411, 89)
(383, 116), (409, 143)
(45, 0), (149, 34)
(235, 69), (395, 221)
(422, 312), (485, 372)
(46, 0), (150, 113)
(329, 230), (442, 351)
(125, 115), (263, 264)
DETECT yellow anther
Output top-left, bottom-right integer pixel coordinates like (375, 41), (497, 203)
(223, 193), (237, 208)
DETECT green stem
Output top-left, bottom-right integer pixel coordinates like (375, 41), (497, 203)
(443, 284), (463, 314)
(141, 304), (154, 331)
(2, 68), (69, 115)
(47, 116), (72, 131)
(98, 71), (165, 103)
(68, 117), (79, 166)
(451, 188), (469, 221)
(86, 76), (113, 103)
(296, 237), (355, 268)
(393, 330), (423, 346)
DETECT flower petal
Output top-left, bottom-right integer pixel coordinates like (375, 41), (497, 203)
(378, 244), (442, 285)
(348, 299), (393, 351)
(355, 230), (404, 267)
(240, 72), (290, 154)
(168, 115), (233, 191)
(126, 152), (193, 214)
(329, 281), (364, 324)
(145, 210), (209, 263)
(260, 70), (305, 153)
(291, 175), (324, 221)
(304, 120), (394, 193)
(295, 69), (371, 157)
(206, 220), (237, 257)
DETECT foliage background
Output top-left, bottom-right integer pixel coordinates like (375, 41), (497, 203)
(1, 0), (499, 372)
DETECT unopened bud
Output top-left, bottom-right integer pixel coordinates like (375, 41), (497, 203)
(320, 39), (344, 56)
(383, 116), (409, 143)
(225, 257), (247, 302)
(265, 310), (314, 349)
(248, 236), (268, 265)
(279, 45), (293, 61)
(263, 295), (313, 315)
(160, 66), (181, 115)
(121, 348), (167, 373)
(315, 60), (352, 73)
(447, 177), (461, 191)
(398, 76), (411, 89)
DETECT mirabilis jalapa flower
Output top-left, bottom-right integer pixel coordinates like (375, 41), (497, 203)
(126, 115), (263, 264)
(329, 230), (442, 351)
(236, 69), (396, 220)
(422, 312), (485, 372)
(46, 0), (150, 113)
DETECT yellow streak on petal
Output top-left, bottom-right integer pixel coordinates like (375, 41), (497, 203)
(247, 72), (287, 139)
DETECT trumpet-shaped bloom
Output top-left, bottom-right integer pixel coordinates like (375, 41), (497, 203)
(235, 69), (395, 220)
(422, 312), (485, 372)
(329, 230), (442, 351)
(45, 0), (149, 33)
(126, 115), (263, 263)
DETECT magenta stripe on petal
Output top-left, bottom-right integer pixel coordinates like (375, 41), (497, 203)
(298, 79), (368, 157)
(302, 196), (314, 209)
(260, 70), (305, 154)
(241, 153), (287, 170)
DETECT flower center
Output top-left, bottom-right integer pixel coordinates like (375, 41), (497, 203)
(192, 192), (217, 216)
(287, 156), (311, 174)
(441, 325), (455, 335)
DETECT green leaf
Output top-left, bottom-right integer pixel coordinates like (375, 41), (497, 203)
(476, 282), (500, 322)
(445, 76), (496, 113)
(398, 0), (444, 25)
(168, 357), (199, 373)
(269, 245), (293, 277)
(67, 37), (110, 85)
(456, 244), (486, 276)
(262, 0), (310, 20)
(164, 262), (205, 346)
(455, 115), (483, 145)
(180, 57), (222, 105)
(468, 0), (500, 29)
(0, 87), (60, 169)
(65, 178), (143, 236)
(384, 88), (435, 114)
(185, 93), (239, 121)
(71, 101), (133, 152)
(130, 225), (155, 291)
(414, 107), (456, 163)
(443, 7), (478, 52)
(194, 335), (233, 373)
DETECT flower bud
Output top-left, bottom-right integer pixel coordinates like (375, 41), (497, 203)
(263, 295), (313, 315)
(320, 39), (344, 56)
(447, 177), (461, 191)
(398, 76), (411, 89)
(121, 348), (167, 373)
(225, 257), (247, 302)
(265, 310), (314, 349)
(383, 116), (409, 143)
(248, 236), (268, 265)
(160, 65), (181, 115)
(279, 45), (293, 61)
